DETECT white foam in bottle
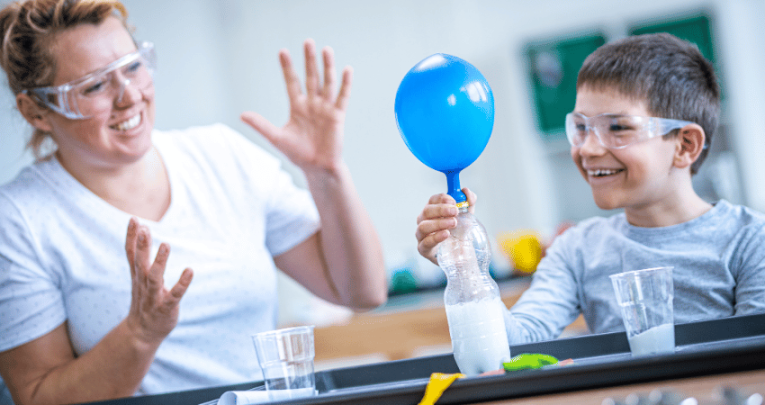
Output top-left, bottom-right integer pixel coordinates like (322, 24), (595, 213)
(445, 296), (511, 375)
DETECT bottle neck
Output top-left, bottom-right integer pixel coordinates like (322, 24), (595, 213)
(456, 201), (469, 214)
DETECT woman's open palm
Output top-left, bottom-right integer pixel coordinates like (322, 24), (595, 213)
(241, 38), (352, 173)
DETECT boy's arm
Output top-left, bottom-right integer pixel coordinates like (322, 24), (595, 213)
(503, 233), (583, 344)
(732, 224), (765, 315)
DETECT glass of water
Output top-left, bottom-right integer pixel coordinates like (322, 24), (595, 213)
(251, 325), (317, 400)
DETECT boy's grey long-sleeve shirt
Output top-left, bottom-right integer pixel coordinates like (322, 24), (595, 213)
(505, 200), (765, 344)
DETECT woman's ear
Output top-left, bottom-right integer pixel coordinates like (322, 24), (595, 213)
(16, 92), (54, 133)
(673, 124), (706, 170)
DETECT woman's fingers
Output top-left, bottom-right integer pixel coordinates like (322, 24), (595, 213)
(168, 268), (194, 304)
(303, 39), (320, 96)
(134, 226), (154, 286)
(134, 227), (169, 302)
(277, 38), (352, 110)
(149, 243), (171, 285)
(125, 217), (138, 277)
(124, 224), (192, 342)
(335, 66), (353, 111)
(126, 218), (141, 310)
(279, 50), (302, 101)
(321, 46), (336, 101)
(240, 111), (283, 151)
(121, 217), (195, 343)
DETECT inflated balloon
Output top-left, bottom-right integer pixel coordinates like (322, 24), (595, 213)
(395, 53), (494, 203)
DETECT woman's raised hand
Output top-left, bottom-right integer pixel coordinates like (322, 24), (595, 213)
(241, 38), (352, 175)
(124, 217), (193, 346)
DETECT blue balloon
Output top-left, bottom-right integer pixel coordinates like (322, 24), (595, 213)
(394, 53), (494, 203)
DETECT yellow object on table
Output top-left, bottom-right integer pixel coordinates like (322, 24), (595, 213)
(498, 231), (543, 274)
(418, 372), (466, 405)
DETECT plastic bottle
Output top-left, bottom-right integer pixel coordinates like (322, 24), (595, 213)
(438, 203), (511, 376)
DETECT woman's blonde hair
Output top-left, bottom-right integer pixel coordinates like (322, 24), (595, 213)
(0, 0), (129, 159)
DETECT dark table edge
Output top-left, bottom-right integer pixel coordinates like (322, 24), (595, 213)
(80, 313), (765, 405)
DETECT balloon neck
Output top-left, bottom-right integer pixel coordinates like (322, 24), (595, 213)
(445, 171), (467, 205)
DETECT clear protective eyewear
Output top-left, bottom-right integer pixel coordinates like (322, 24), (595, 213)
(565, 112), (696, 149)
(23, 41), (156, 119)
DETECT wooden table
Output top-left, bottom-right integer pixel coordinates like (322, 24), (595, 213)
(314, 277), (588, 364)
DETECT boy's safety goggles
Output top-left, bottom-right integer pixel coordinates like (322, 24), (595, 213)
(565, 112), (696, 149)
(23, 41), (156, 120)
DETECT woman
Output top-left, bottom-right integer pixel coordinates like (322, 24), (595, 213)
(0, 1), (387, 404)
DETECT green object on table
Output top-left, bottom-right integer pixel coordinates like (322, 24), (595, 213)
(502, 353), (559, 371)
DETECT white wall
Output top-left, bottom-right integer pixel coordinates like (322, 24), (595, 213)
(1, 0), (764, 323)
(0, 71), (33, 183)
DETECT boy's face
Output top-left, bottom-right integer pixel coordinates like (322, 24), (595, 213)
(570, 86), (679, 212)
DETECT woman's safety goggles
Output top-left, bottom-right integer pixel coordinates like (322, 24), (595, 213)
(23, 41), (156, 120)
(565, 112), (696, 149)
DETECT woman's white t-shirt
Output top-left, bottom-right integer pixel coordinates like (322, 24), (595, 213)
(0, 124), (320, 394)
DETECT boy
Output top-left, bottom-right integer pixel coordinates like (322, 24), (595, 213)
(414, 33), (765, 344)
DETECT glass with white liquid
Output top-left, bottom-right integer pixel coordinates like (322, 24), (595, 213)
(610, 267), (675, 357)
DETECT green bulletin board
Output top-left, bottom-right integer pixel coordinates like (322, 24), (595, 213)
(629, 13), (722, 98)
(525, 34), (606, 137)
(525, 13), (719, 138)
(629, 14), (715, 64)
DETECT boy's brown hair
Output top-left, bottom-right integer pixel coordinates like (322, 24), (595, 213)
(577, 33), (720, 174)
